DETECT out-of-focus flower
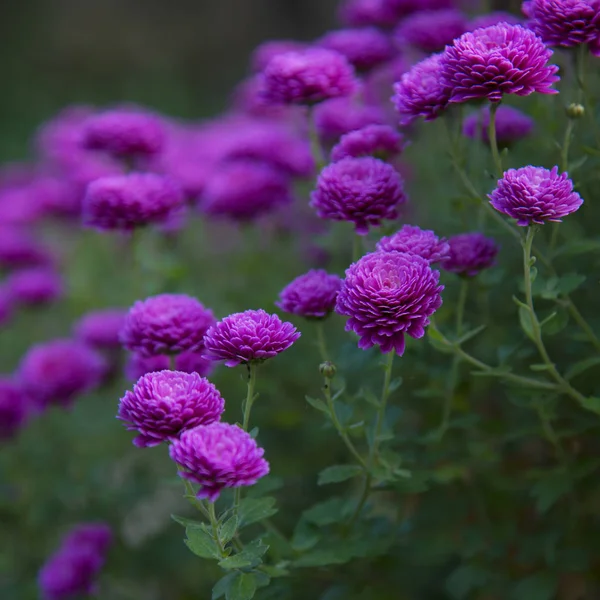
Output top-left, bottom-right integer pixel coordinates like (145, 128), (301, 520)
(310, 157), (406, 234)
(83, 173), (184, 231)
(441, 232), (499, 276)
(74, 309), (127, 350)
(61, 523), (113, 555)
(336, 251), (444, 354)
(120, 294), (215, 358)
(395, 9), (468, 52)
(376, 224), (450, 263)
(118, 370), (224, 447)
(339, 0), (453, 27)
(250, 40), (308, 72)
(392, 53), (450, 125)
(488, 166), (583, 225)
(205, 309), (300, 367)
(441, 24), (559, 103)
(462, 105), (534, 146)
(7, 268), (63, 306)
(276, 269), (342, 318)
(331, 124), (405, 161)
(261, 49), (358, 105)
(0, 227), (53, 269)
(0, 378), (29, 440)
(170, 422), (269, 501)
(19, 339), (106, 408)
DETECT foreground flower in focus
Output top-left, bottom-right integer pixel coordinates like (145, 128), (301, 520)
(18, 339), (107, 408)
(82, 173), (184, 231)
(463, 105), (534, 147)
(336, 251), (444, 355)
(441, 233), (499, 276)
(74, 309), (127, 350)
(311, 157), (406, 234)
(170, 422), (269, 501)
(277, 269), (342, 318)
(0, 378), (29, 440)
(392, 53), (450, 125)
(377, 225), (450, 264)
(331, 124), (405, 162)
(118, 370), (225, 447)
(261, 48), (358, 105)
(441, 24), (559, 103)
(489, 166), (583, 225)
(205, 309), (300, 367)
(120, 294), (215, 357)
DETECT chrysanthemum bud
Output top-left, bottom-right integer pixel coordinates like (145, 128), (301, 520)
(566, 103), (585, 119)
(319, 361), (337, 379)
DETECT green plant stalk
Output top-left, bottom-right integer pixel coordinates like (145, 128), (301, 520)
(522, 227), (588, 406)
(574, 42), (600, 148)
(316, 320), (329, 363)
(168, 354), (176, 370)
(207, 501), (226, 557)
(307, 106), (327, 171)
(534, 400), (568, 468)
(352, 234), (362, 262)
(488, 101), (503, 179)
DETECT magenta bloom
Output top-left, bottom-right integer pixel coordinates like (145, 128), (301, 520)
(125, 350), (214, 381)
(525, 0), (600, 48)
(83, 173), (184, 231)
(331, 124), (405, 161)
(339, 0), (402, 27)
(39, 549), (103, 600)
(170, 422), (269, 502)
(310, 157), (406, 235)
(441, 24), (560, 103)
(489, 166), (583, 226)
(314, 96), (387, 143)
(392, 53), (450, 125)
(317, 28), (395, 71)
(470, 11), (523, 29)
(0, 227), (53, 269)
(118, 370), (224, 447)
(74, 309), (127, 350)
(463, 105), (534, 146)
(377, 225), (450, 264)
(62, 523), (113, 555)
(0, 378), (29, 440)
(7, 268), (63, 306)
(441, 233), (499, 276)
(276, 269), (342, 318)
(336, 251), (444, 355)
(120, 294), (215, 357)
(261, 48), (358, 105)
(201, 160), (292, 221)
(205, 309), (300, 367)
(250, 40), (308, 72)
(395, 9), (468, 52)
(19, 339), (106, 408)
(81, 109), (165, 158)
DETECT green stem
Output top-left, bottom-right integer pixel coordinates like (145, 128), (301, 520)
(534, 400), (568, 468)
(316, 320), (329, 363)
(207, 501), (226, 557)
(551, 118), (576, 250)
(352, 234), (362, 262)
(307, 106), (327, 170)
(522, 228), (588, 406)
(565, 300), (600, 353)
(488, 101), (503, 179)
(574, 43), (600, 148)
(168, 354), (176, 370)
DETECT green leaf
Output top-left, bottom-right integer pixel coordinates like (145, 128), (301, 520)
(553, 239), (600, 257)
(218, 539), (269, 570)
(445, 565), (489, 599)
(579, 396), (600, 416)
(226, 572), (257, 600)
(171, 514), (204, 530)
(541, 309), (569, 336)
(428, 327), (453, 353)
(518, 306), (535, 341)
(456, 324), (486, 345)
(512, 572), (557, 600)
(303, 497), (349, 526)
(529, 363), (553, 372)
(305, 395), (328, 413)
(291, 519), (320, 551)
(238, 497), (278, 528)
(359, 387), (381, 407)
(294, 549), (352, 567)
(184, 527), (221, 559)
(556, 273), (586, 294)
(388, 377), (403, 392)
(317, 464), (363, 485)
(530, 472), (572, 513)
(219, 516), (239, 544)
(260, 562), (290, 578)
(212, 573), (237, 600)
(565, 356), (600, 380)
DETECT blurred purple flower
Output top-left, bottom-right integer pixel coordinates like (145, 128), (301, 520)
(395, 9), (468, 52)
(250, 40), (308, 72)
(170, 422), (269, 502)
(0, 378), (29, 440)
(74, 309), (128, 350)
(376, 224), (450, 263)
(331, 124), (405, 161)
(441, 232), (499, 276)
(0, 227), (53, 269)
(124, 350), (214, 381)
(7, 268), (63, 306)
(463, 105), (534, 146)
(61, 523), (113, 555)
(39, 549), (103, 600)
(276, 269), (342, 318)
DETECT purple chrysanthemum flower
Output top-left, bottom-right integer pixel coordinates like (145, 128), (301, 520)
(317, 28), (395, 71)
(470, 11), (523, 29)
(463, 105), (534, 146)
(201, 160), (292, 221)
(395, 9), (468, 52)
(376, 225), (450, 264)
(392, 53), (451, 125)
(0, 378), (29, 440)
(170, 422), (269, 502)
(488, 166), (583, 226)
(82, 173), (184, 231)
(310, 157), (406, 235)
(74, 309), (128, 350)
(441, 24), (560, 103)
(124, 350), (214, 382)
(441, 232), (499, 276)
(81, 109), (165, 159)
(120, 294), (216, 358)
(261, 48), (358, 105)
(314, 96), (387, 143)
(0, 227), (53, 269)
(335, 251), (444, 355)
(61, 523), (113, 555)
(276, 269), (343, 318)
(118, 370), (224, 448)
(525, 0), (600, 48)
(339, 0), (402, 27)
(7, 268), (63, 306)
(19, 339), (106, 408)
(250, 40), (308, 72)
(331, 124), (405, 161)
(204, 309), (300, 367)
